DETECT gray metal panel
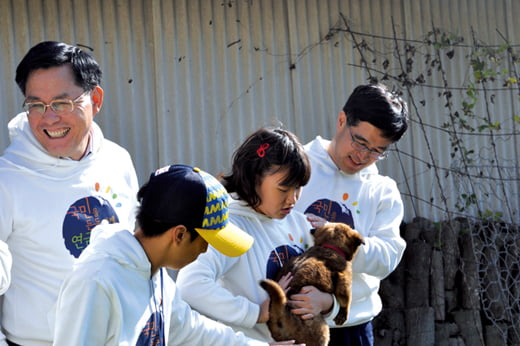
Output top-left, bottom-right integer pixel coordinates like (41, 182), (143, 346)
(0, 0), (518, 223)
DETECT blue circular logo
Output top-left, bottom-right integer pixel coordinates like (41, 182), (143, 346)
(266, 244), (305, 279)
(62, 196), (119, 258)
(304, 199), (354, 228)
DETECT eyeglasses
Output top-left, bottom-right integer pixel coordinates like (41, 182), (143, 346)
(347, 126), (388, 160)
(23, 91), (90, 116)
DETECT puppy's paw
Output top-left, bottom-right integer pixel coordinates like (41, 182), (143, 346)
(334, 308), (347, 325)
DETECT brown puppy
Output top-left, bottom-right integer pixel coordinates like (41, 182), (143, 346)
(260, 222), (364, 346)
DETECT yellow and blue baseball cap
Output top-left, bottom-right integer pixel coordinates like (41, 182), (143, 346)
(139, 164), (253, 257)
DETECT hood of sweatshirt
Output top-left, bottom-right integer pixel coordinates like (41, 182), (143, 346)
(227, 196), (290, 226)
(227, 197), (264, 220)
(306, 136), (379, 180)
(226, 196), (308, 244)
(1, 112), (105, 180)
(74, 223), (151, 277)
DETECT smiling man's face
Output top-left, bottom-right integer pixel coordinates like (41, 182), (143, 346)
(24, 65), (103, 160)
(327, 111), (393, 175)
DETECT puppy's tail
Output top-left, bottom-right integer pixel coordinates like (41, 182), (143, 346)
(260, 279), (294, 341)
(260, 278), (287, 307)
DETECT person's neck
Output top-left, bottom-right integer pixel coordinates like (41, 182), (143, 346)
(134, 229), (161, 276)
(60, 132), (92, 161)
(325, 141), (341, 170)
(77, 131), (93, 160)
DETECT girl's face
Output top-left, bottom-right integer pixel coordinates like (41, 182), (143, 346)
(255, 167), (302, 219)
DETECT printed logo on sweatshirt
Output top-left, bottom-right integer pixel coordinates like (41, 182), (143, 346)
(136, 310), (165, 346)
(62, 195), (119, 258)
(94, 182), (123, 207)
(304, 198), (355, 228)
(266, 244), (305, 280)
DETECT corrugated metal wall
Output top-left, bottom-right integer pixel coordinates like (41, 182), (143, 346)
(1, 0), (518, 223)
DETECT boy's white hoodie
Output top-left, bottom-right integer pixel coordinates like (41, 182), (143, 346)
(54, 224), (267, 346)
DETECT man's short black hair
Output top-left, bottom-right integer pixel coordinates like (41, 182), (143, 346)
(15, 41), (102, 95)
(343, 83), (409, 142)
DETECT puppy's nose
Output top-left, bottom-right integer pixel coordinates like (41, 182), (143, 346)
(310, 228), (317, 235)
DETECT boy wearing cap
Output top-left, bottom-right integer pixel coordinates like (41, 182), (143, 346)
(53, 164), (291, 345)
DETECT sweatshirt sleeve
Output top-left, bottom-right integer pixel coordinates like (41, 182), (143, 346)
(352, 179), (406, 279)
(177, 247), (260, 329)
(53, 275), (111, 346)
(0, 240), (12, 295)
(169, 283), (267, 346)
(0, 178), (13, 295)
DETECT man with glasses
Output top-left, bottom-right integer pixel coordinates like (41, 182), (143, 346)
(294, 83), (409, 346)
(0, 41), (139, 345)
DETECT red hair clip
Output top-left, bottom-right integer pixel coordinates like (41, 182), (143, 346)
(256, 143), (270, 157)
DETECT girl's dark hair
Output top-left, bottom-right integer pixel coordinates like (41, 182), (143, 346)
(15, 41), (102, 95)
(343, 83), (408, 142)
(221, 127), (311, 208)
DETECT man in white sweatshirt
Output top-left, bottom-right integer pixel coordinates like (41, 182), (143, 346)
(294, 83), (409, 346)
(54, 164), (301, 345)
(0, 41), (139, 345)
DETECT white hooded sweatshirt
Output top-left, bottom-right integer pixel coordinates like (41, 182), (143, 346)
(294, 136), (406, 327)
(54, 224), (267, 346)
(0, 113), (139, 345)
(177, 199), (326, 342)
